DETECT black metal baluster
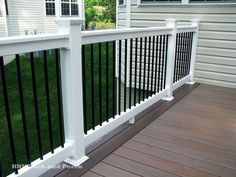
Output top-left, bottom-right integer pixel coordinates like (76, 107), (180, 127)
(129, 39), (133, 109)
(134, 38), (138, 106)
(147, 36), (151, 98)
(176, 33), (181, 81)
(173, 33), (179, 83)
(142, 37), (147, 101)
(157, 35), (162, 92)
(0, 162), (2, 177)
(124, 39), (127, 111)
(16, 54), (31, 164)
(0, 57), (18, 174)
(106, 42), (109, 122)
(187, 32), (194, 74)
(90, 44), (95, 129)
(161, 35), (166, 91)
(164, 35), (169, 89)
(185, 32), (190, 77)
(185, 33), (190, 77)
(55, 49), (65, 146)
(179, 33), (184, 80)
(98, 43), (102, 125)
(82, 46), (88, 134)
(112, 41), (116, 118)
(138, 37), (143, 103)
(151, 36), (155, 95)
(183, 33), (188, 78)
(118, 40), (122, 115)
(43, 51), (54, 153)
(179, 33), (184, 79)
(154, 36), (159, 93)
(181, 33), (187, 78)
(30, 53), (43, 160)
(186, 32), (191, 75)
(178, 33), (182, 80)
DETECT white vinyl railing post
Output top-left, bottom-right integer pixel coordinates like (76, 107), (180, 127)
(55, 18), (89, 166)
(187, 19), (200, 85)
(162, 18), (177, 101)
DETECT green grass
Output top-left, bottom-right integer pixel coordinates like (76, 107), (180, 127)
(0, 55), (62, 176)
(88, 21), (116, 30)
(0, 43), (116, 176)
(83, 43), (116, 130)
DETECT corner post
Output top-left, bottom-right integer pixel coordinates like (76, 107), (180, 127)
(55, 18), (88, 166)
(187, 19), (200, 85)
(162, 19), (177, 101)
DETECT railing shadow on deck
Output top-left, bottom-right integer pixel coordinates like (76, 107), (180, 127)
(0, 18), (199, 177)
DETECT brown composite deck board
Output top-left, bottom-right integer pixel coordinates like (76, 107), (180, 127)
(50, 84), (198, 177)
(113, 147), (217, 177)
(103, 154), (179, 177)
(91, 162), (141, 177)
(81, 171), (103, 177)
(53, 84), (236, 177)
(123, 140), (236, 177)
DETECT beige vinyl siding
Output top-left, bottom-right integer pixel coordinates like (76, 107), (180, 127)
(6, 0), (58, 36)
(118, 5), (127, 28)
(0, 17), (6, 37)
(117, 1), (236, 88)
(44, 17), (58, 34)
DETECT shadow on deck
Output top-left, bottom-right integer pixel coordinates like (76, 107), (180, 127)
(44, 84), (236, 177)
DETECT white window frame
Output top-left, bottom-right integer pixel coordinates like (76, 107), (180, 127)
(0, 2), (3, 16)
(137, 0), (236, 5)
(45, 0), (56, 16)
(61, 0), (79, 16)
(118, 0), (127, 6)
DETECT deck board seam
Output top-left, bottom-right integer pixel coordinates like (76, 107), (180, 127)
(43, 83), (200, 177)
(119, 146), (220, 177)
(110, 153), (183, 177)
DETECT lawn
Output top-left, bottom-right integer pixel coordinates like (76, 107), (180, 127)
(0, 43), (116, 176)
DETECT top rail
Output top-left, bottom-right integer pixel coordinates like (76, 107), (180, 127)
(0, 25), (198, 56)
(82, 26), (173, 45)
(176, 26), (198, 33)
(0, 33), (69, 56)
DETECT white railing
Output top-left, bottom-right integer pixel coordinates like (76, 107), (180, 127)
(0, 18), (199, 177)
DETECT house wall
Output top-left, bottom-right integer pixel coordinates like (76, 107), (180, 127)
(0, 17), (6, 37)
(117, 0), (236, 88)
(6, 0), (58, 36)
(117, 5), (127, 29)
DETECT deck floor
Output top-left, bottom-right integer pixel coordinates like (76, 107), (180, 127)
(81, 84), (236, 177)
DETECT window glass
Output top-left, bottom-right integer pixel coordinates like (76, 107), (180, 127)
(119, 0), (125, 5)
(141, 0), (181, 3)
(61, 0), (79, 16)
(46, 0), (55, 16)
(190, 0), (235, 2)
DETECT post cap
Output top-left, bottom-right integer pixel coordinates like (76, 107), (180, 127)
(191, 19), (200, 24)
(165, 19), (177, 28)
(165, 18), (177, 24)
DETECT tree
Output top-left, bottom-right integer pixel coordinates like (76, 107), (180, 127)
(85, 0), (116, 29)
(99, 0), (116, 23)
(85, 0), (99, 29)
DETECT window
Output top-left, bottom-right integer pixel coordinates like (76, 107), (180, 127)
(190, 0), (235, 2)
(119, 0), (125, 5)
(61, 0), (79, 16)
(45, 0), (55, 16)
(140, 0), (234, 3)
(141, 0), (181, 3)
